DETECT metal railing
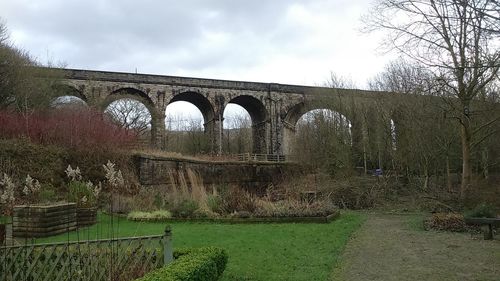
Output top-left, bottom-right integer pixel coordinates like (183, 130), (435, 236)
(0, 227), (173, 281)
(237, 153), (287, 162)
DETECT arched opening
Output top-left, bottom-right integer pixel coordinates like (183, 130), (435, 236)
(104, 88), (155, 111)
(282, 101), (351, 154)
(165, 101), (204, 131)
(289, 107), (352, 175)
(222, 104), (252, 154)
(51, 84), (87, 109)
(103, 88), (156, 146)
(226, 95), (267, 154)
(164, 92), (214, 155)
(104, 98), (152, 141)
(51, 96), (88, 109)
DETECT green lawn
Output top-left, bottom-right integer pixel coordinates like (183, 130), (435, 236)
(32, 212), (364, 281)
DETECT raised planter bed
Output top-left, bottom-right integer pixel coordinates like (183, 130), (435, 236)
(13, 203), (77, 238)
(77, 207), (97, 227)
(128, 211), (340, 224)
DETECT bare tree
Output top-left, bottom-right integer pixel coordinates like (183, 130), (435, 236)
(105, 98), (151, 136)
(0, 19), (62, 111)
(368, 59), (436, 94)
(223, 114), (252, 154)
(163, 113), (210, 155)
(293, 108), (353, 175)
(364, 0), (500, 197)
(324, 72), (356, 89)
(0, 20), (8, 44)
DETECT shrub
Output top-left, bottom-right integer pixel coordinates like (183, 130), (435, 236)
(127, 210), (173, 221)
(0, 138), (68, 186)
(68, 148), (138, 190)
(170, 199), (199, 218)
(218, 185), (257, 214)
(465, 203), (497, 218)
(154, 193), (165, 209)
(135, 247), (228, 281)
(37, 183), (58, 204)
(424, 213), (466, 232)
(0, 109), (136, 150)
(0, 138), (139, 193)
(229, 211), (252, 218)
(68, 180), (98, 208)
(206, 195), (222, 214)
(255, 199), (336, 218)
(122, 188), (170, 212)
(327, 179), (380, 209)
(192, 208), (219, 219)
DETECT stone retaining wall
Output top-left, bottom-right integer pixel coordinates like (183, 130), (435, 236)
(134, 154), (303, 192)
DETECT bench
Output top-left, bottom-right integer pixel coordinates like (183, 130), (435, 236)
(464, 217), (500, 240)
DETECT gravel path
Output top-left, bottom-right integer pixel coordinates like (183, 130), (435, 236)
(333, 213), (500, 281)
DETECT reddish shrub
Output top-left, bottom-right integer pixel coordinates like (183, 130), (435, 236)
(0, 109), (136, 150)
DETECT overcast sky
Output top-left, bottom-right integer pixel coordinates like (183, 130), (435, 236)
(1, 0), (396, 88)
(1, 0), (396, 124)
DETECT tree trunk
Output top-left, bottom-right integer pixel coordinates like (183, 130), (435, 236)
(460, 118), (472, 199)
(423, 163), (429, 190)
(481, 148), (489, 180)
(446, 155), (452, 192)
(363, 143), (368, 175)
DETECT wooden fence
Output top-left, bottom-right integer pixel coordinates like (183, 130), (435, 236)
(0, 227), (173, 281)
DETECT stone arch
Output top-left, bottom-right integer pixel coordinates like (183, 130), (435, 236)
(168, 91), (216, 131)
(50, 84), (88, 109)
(51, 84), (88, 105)
(226, 95), (268, 153)
(102, 87), (155, 113)
(282, 101), (352, 155)
(166, 91), (217, 152)
(283, 100), (352, 128)
(102, 87), (158, 146)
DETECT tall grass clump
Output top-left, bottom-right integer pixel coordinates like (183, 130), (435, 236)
(166, 168), (215, 218)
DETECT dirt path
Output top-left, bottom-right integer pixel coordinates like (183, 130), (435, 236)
(333, 213), (500, 281)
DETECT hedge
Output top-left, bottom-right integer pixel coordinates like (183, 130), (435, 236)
(135, 247), (228, 281)
(126, 212), (340, 224)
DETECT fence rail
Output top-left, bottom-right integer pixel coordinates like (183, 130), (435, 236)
(237, 153), (288, 162)
(0, 228), (173, 281)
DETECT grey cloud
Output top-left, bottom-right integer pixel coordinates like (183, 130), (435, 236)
(1, 0), (312, 73)
(0, 0), (378, 86)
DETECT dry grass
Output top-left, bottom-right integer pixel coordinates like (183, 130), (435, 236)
(166, 168), (216, 217)
(131, 148), (240, 163)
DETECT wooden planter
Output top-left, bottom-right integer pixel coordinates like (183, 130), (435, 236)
(0, 224), (5, 245)
(77, 207), (97, 227)
(12, 203), (77, 238)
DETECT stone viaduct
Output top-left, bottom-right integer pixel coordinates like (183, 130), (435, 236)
(53, 68), (397, 156)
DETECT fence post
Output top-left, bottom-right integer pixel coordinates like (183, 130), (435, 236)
(163, 225), (173, 265)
